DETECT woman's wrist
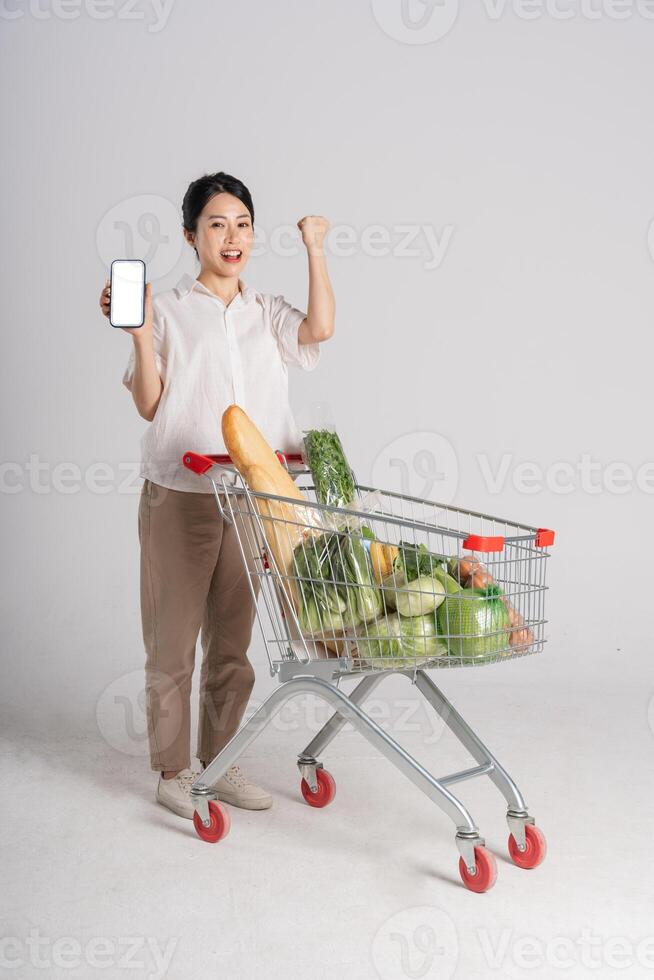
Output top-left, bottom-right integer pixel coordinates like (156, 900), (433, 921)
(132, 331), (154, 349)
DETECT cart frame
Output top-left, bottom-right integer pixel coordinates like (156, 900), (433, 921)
(181, 450), (552, 891)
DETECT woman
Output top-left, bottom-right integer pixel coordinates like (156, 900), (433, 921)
(100, 172), (334, 820)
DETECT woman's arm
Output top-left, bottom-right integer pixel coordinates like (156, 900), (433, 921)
(297, 216), (335, 344)
(100, 281), (163, 421)
(129, 332), (164, 421)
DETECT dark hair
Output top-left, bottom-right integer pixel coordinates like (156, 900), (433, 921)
(182, 171), (255, 238)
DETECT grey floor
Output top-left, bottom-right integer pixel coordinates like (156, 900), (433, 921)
(2, 647), (651, 980)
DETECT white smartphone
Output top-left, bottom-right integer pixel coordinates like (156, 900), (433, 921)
(110, 259), (146, 328)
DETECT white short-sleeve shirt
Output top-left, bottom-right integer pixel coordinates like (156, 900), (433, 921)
(122, 273), (320, 493)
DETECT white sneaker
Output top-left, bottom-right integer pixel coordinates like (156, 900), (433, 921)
(156, 768), (202, 820)
(211, 765), (273, 810)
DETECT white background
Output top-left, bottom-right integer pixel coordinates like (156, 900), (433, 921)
(1, 2), (653, 978)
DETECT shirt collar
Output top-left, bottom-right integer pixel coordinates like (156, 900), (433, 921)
(175, 272), (256, 307)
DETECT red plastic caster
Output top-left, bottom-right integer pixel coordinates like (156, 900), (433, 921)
(458, 845), (498, 893)
(193, 800), (231, 843)
(301, 768), (336, 808)
(508, 824), (547, 869)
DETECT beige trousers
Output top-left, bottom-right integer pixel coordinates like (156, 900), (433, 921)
(138, 479), (260, 772)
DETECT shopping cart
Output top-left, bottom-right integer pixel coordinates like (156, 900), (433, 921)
(181, 449), (554, 893)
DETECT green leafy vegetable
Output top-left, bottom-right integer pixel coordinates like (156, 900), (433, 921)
(304, 429), (356, 510)
(328, 531), (382, 624)
(292, 529), (381, 635)
(293, 534), (348, 634)
(394, 541), (448, 582)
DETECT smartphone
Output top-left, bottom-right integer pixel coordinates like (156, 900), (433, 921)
(110, 259), (146, 328)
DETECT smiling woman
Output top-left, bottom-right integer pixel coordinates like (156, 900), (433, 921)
(182, 171), (256, 270)
(98, 169), (336, 824)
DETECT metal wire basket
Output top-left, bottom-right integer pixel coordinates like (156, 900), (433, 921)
(182, 451), (553, 681)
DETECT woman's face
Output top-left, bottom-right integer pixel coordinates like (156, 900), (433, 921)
(186, 192), (254, 278)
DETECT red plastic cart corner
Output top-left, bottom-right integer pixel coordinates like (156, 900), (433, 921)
(182, 452), (217, 475)
(462, 535), (505, 553)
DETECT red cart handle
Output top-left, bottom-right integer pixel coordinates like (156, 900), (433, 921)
(182, 451), (305, 474)
(462, 535), (505, 553)
(462, 528), (556, 552)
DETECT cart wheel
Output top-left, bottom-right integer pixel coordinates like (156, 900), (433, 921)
(458, 845), (498, 893)
(508, 824), (547, 869)
(193, 801), (231, 844)
(301, 768), (336, 808)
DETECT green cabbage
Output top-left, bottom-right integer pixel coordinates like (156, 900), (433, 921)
(381, 572), (445, 617)
(357, 613), (448, 668)
(437, 585), (511, 660)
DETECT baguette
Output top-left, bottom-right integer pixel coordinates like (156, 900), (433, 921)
(222, 404), (305, 503)
(244, 463), (306, 590)
(222, 405), (324, 615)
(221, 402), (315, 570)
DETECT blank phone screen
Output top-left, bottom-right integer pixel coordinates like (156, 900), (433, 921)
(110, 260), (145, 327)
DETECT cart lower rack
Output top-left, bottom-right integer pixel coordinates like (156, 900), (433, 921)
(181, 449), (554, 893)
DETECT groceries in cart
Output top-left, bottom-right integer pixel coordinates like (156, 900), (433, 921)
(219, 405), (537, 670)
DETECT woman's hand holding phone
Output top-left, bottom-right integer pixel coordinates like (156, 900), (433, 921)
(100, 280), (153, 339)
